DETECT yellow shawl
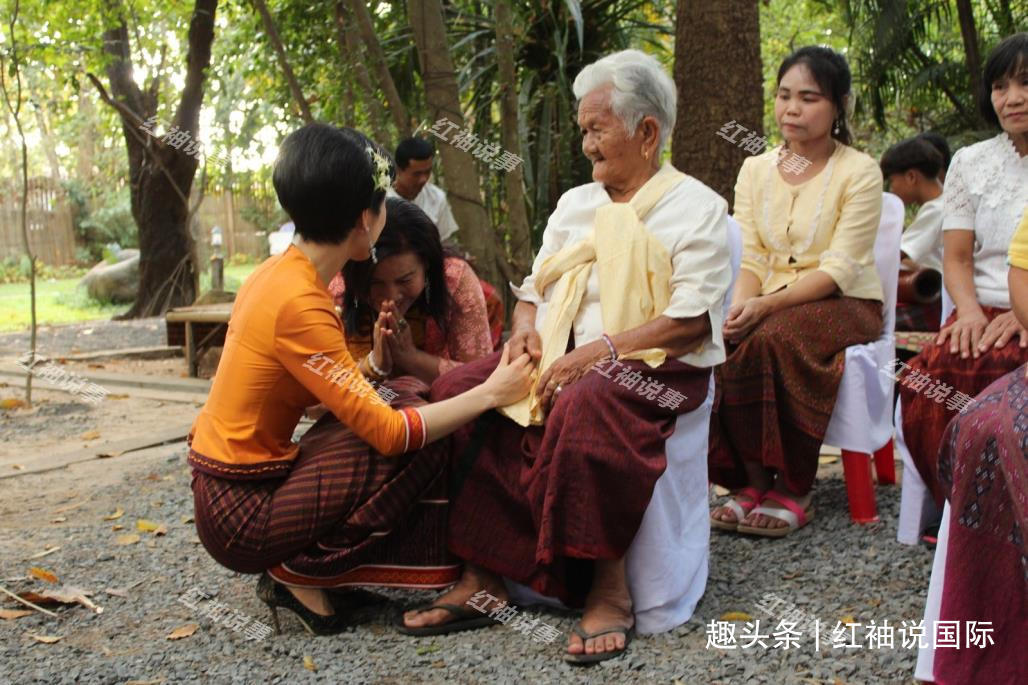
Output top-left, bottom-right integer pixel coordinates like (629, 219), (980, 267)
(499, 162), (686, 426)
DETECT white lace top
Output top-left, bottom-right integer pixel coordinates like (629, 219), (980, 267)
(942, 132), (1028, 309)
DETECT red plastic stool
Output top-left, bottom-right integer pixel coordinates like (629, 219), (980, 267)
(840, 438), (895, 523)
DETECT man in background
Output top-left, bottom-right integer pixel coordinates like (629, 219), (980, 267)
(389, 137), (460, 244)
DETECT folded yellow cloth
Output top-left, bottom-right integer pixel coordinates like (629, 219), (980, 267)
(499, 162), (685, 426)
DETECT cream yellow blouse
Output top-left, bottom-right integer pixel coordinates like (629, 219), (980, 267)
(735, 143), (884, 300)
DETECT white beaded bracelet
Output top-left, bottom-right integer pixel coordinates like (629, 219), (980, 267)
(366, 354), (389, 378)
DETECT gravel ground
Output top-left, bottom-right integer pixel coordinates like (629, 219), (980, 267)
(0, 439), (929, 685)
(0, 318), (167, 358)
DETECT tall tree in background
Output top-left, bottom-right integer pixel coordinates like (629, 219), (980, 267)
(348, 0), (411, 140)
(672, 0), (763, 206)
(0, 0), (37, 403)
(494, 0), (531, 282)
(334, 0), (391, 143)
(408, 0), (500, 287)
(251, 0), (313, 123)
(89, 0), (218, 317)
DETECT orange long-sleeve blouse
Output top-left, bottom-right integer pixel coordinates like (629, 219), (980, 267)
(187, 245), (426, 480)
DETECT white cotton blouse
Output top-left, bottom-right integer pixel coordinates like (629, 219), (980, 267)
(900, 196), (945, 273)
(511, 173), (733, 368)
(942, 132), (1028, 309)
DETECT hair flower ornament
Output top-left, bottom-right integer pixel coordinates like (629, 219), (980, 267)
(367, 145), (393, 193)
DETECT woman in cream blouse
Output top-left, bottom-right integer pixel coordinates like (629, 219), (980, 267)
(709, 46), (884, 537)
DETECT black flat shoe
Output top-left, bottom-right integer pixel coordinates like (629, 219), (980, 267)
(256, 573), (350, 636)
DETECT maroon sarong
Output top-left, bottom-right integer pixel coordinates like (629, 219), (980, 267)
(708, 297), (883, 495)
(900, 306), (1028, 505)
(932, 367), (1028, 685)
(432, 348), (711, 606)
(191, 376), (460, 589)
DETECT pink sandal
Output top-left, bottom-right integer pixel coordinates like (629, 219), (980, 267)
(737, 491), (814, 538)
(710, 487), (765, 532)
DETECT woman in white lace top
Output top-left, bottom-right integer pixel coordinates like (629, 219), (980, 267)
(899, 32), (1028, 510)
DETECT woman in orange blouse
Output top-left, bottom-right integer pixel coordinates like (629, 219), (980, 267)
(188, 124), (531, 635)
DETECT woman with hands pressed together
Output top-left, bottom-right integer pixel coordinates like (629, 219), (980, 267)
(708, 46), (885, 538)
(329, 196), (495, 388)
(186, 123), (532, 636)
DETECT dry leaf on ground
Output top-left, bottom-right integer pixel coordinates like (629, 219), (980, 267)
(27, 634), (62, 644)
(0, 609), (34, 620)
(180, 516), (194, 524)
(166, 624), (198, 640)
(52, 500), (86, 514)
(136, 519), (162, 533)
(29, 567), (59, 584)
(20, 586), (102, 614)
(79, 430), (101, 441)
(0, 398), (26, 410)
(303, 655), (317, 672)
(818, 455), (839, 465)
(719, 611), (753, 622)
(115, 534), (140, 546)
(103, 508), (124, 521)
(50, 517), (67, 524)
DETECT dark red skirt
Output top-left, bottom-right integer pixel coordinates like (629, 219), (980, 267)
(933, 367), (1028, 685)
(900, 306), (1028, 505)
(191, 376), (460, 589)
(708, 297), (883, 495)
(431, 347), (711, 607)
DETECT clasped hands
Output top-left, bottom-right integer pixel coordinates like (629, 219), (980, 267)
(507, 325), (611, 412)
(367, 299), (419, 377)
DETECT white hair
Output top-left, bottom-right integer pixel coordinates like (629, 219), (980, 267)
(572, 49), (677, 155)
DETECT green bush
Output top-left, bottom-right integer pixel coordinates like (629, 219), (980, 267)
(74, 187), (138, 262)
(0, 256), (88, 284)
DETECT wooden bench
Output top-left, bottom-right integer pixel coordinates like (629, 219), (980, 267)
(165, 303), (233, 377)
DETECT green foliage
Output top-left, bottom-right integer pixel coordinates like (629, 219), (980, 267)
(0, 256), (88, 284)
(76, 188), (138, 260)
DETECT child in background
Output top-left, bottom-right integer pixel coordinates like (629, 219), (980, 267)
(881, 135), (947, 331)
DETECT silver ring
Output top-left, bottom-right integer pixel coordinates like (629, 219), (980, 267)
(397, 318), (408, 329)
(554, 384), (563, 394)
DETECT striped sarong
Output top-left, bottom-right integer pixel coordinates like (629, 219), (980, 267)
(191, 376), (459, 589)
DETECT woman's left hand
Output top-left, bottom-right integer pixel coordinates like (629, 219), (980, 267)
(976, 310), (1028, 353)
(722, 295), (776, 343)
(536, 342), (607, 412)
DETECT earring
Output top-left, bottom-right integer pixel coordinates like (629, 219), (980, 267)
(352, 295), (358, 310)
(370, 245), (378, 264)
(833, 119), (841, 136)
(424, 281), (431, 304)
(642, 147), (649, 160)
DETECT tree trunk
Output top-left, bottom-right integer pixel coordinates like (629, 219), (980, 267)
(954, 0), (982, 124)
(31, 99), (62, 181)
(348, 0), (410, 138)
(672, 0), (762, 208)
(93, 0), (218, 318)
(333, 1), (391, 144)
(251, 0), (313, 123)
(407, 0), (500, 288)
(0, 0), (37, 404)
(76, 90), (96, 183)
(494, 0), (531, 282)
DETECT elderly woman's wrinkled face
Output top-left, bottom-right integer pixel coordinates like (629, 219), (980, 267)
(578, 86), (647, 187)
(774, 64), (837, 144)
(991, 65), (1028, 136)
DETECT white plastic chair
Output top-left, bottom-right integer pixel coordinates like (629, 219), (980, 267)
(505, 216), (742, 634)
(895, 280), (954, 542)
(822, 193), (904, 522)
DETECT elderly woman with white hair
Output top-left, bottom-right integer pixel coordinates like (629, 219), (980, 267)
(400, 49), (732, 663)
